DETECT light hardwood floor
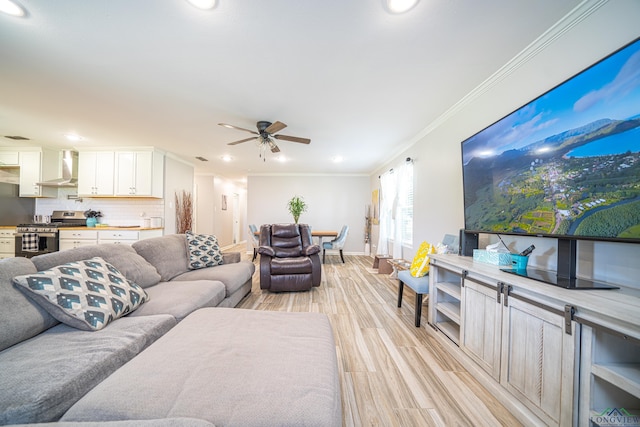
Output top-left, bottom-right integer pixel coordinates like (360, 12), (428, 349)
(235, 249), (522, 427)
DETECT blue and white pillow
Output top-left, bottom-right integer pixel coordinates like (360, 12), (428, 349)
(13, 257), (148, 331)
(186, 231), (224, 270)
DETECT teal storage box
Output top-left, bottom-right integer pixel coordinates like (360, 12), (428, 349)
(473, 249), (513, 266)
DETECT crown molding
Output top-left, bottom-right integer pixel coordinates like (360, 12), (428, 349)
(374, 0), (609, 175)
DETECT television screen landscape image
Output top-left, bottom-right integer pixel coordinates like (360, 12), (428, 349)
(462, 37), (640, 243)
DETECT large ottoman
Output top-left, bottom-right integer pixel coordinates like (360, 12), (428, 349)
(62, 308), (342, 426)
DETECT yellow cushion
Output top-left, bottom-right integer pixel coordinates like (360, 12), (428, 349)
(410, 241), (435, 277)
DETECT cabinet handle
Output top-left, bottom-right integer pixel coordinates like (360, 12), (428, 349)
(502, 284), (512, 307)
(460, 270), (468, 287)
(564, 305), (575, 336)
(497, 282), (504, 303)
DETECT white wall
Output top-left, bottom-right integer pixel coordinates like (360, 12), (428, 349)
(247, 174), (369, 254)
(370, 1), (640, 288)
(194, 175), (215, 235)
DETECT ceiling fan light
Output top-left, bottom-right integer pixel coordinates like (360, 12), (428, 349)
(0, 0), (25, 17)
(385, 0), (419, 14)
(186, 0), (216, 10)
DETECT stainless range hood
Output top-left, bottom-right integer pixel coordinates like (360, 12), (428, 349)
(37, 150), (78, 187)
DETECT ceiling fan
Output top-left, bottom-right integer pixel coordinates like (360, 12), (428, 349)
(219, 121), (310, 160)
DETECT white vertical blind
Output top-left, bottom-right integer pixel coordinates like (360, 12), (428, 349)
(399, 161), (413, 246)
(378, 159), (414, 257)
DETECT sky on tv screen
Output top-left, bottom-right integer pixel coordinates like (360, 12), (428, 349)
(462, 38), (640, 240)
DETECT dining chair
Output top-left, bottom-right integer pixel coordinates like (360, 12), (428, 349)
(248, 224), (259, 261)
(322, 225), (349, 263)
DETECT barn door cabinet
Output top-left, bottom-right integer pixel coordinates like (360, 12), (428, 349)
(498, 289), (575, 426)
(429, 256), (577, 426)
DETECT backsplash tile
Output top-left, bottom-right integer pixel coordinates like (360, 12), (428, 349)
(35, 188), (164, 227)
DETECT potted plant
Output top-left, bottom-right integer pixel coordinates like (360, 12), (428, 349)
(287, 196), (307, 224)
(84, 209), (102, 228)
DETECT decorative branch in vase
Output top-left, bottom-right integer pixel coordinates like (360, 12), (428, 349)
(175, 190), (193, 234)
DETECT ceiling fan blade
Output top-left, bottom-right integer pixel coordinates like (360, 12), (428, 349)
(274, 134), (311, 144)
(265, 121), (287, 134)
(268, 141), (280, 153)
(218, 123), (259, 135)
(227, 136), (258, 145)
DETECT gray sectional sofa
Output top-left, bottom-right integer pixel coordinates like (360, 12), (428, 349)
(0, 233), (341, 427)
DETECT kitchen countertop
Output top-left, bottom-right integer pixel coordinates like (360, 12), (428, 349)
(60, 226), (164, 231)
(0, 225), (163, 231)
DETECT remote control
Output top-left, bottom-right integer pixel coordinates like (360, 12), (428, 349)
(519, 245), (535, 257)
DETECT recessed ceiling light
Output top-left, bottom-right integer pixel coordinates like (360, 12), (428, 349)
(64, 133), (84, 142)
(0, 0), (25, 17)
(332, 156), (344, 163)
(275, 155), (287, 162)
(385, 0), (419, 14)
(221, 155), (232, 162)
(186, 0), (216, 10)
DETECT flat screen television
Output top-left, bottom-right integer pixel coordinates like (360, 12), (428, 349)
(461, 37), (640, 289)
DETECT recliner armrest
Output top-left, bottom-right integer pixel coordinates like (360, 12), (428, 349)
(304, 244), (321, 256)
(258, 246), (276, 257)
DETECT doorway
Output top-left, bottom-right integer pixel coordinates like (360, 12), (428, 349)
(232, 193), (240, 244)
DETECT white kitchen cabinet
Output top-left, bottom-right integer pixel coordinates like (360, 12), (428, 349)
(77, 151), (115, 196)
(59, 228), (163, 251)
(0, 151), (19, 166)
(0, 228), (15, 259)
(18, 149), (58, 197)
(114, 150), (163, 198)
(58, 229), (98, 250)
(98, 229), (162, 245)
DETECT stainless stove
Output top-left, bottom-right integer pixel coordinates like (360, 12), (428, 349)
(16, 210), (86, 258)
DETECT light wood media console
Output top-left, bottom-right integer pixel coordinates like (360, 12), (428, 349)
(427, 254), (640, 426)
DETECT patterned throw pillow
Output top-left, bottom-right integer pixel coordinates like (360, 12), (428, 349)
(410, 241), (435, 277)
(13, 257), (149, 331)
(186, 231), (224, 270)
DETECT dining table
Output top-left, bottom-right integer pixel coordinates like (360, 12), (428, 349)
(254, 229), (338, 246)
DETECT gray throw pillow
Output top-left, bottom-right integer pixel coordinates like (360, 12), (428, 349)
(13, 257), (149, 331)
(186, 231), (224, 270)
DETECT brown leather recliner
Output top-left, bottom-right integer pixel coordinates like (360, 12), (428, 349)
(258, 223), (322, 292)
